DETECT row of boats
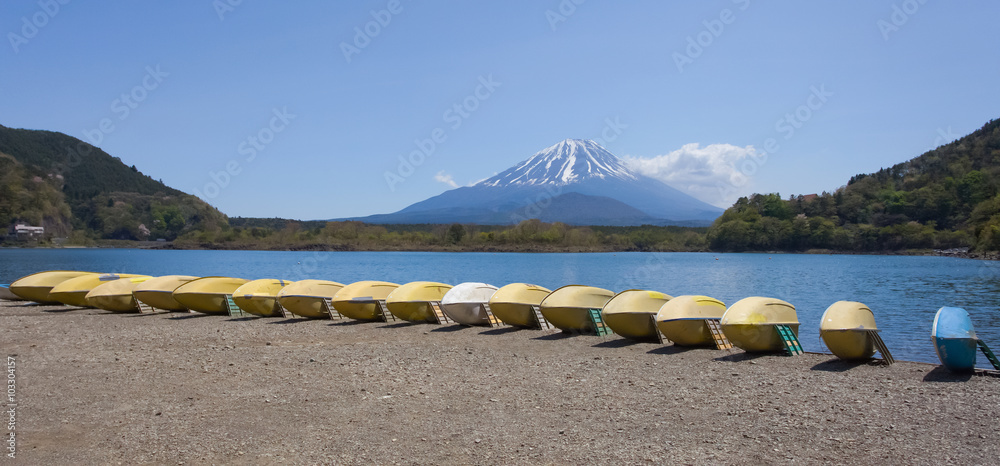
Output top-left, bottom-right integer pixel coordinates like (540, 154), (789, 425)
(2, 270), (998, 373)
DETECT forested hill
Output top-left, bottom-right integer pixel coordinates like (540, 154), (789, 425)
(0, 124), (227, 241)
(708, 118), (1000, 252)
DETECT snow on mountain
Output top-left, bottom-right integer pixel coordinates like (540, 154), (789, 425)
(477, 139), (637, 187)
(352, 139), (724, 226)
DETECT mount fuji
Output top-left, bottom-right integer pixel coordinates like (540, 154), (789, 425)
(356, 139), (723, 226)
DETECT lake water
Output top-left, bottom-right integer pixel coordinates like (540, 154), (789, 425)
(2, 248), (999, 367)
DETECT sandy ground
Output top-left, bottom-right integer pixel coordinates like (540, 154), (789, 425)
(1, 301), (999, 465)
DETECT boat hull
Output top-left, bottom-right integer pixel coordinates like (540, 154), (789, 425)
(387, 302), (435, 323)
(9, 271), (95, 304)
(603, 312), (659, 341)
(933, 337), (978, 371)
(232, 296), (283, 317)
(488, 283), (552, 328)
(86, 294), (140, 313)
(49, 274), (148, 308)
(655, 295), (727, 346)
(85, 277), (153, 313)
(333, 281), (402, 321)
(488, 302), (537, 328)
(819, 301), (878, 360)
(539, 285), (614, 333)
(441, 302), (489, 326)
(172, 277), (249, 315)
(277, 296), (328, 319)
(134, 276), (199, 311)
(134, 290), (188, 311)
(276, 280), (345, 319)
(822, 330), (875, 360)
(334, 300), (383, 321)
(539, 307), (595, 333)
(657, 319), (714, 346)
(932, 307), (978, 371)
(173, 293), (230, 315)
(721, 324), (800, 352)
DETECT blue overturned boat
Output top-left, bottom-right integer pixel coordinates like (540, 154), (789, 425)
(931, 307), (978, 372)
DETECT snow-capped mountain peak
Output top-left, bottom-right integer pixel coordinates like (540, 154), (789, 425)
(476, 139), (638, 187)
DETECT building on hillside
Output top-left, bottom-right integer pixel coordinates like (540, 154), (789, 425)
(13, 224), (45, 238)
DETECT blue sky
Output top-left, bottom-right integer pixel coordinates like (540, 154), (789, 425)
(2, 1), (998, 219)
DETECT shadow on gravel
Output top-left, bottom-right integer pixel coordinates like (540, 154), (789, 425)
(225, 317), (259, 322)
(431, 325), (469, 333)
(647, 345), (695, 355)
(42, 307), (83, 313)
(169, 314), (212, 320)
(329, 320), (368, 326)
(593, 339), (647, 349)
(713, 352), (772, 363)
(268, 318), (308, 324)
(479, 327), (522, 336)
(379, 322), (415, 329)
(533, 332), (573, 341)
(922, 366), (974, 383)
(810, 359), (869, 373)
(122, 313), (167, 318)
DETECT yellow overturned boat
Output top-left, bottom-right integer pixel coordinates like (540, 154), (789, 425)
(488, 283), (552, 328)
(85, 276), (155, 312)
(440, 282), (499, 326)
(539, 285), (615, 333)
(172, 276), (250, 315)
(720, 297), (799, 352)
(820, 301), (879, 360)
(276, 279), (346, 319)
(232, 279), (294, 317)
(601, 289), (673, 341)
(48, 273), (150, 307)
(134, 275), (200, 311)
(331, 281), (400, 321)
(9, 271), (96, 304)
(385, 281), (452, 323)
(655, 295), (728, 346)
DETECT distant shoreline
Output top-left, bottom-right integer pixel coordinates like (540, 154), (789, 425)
(3, 242), (997, 259)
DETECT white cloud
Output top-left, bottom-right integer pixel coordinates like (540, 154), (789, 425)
(622, 143), (760, 207)
(434, 170), (459, 188)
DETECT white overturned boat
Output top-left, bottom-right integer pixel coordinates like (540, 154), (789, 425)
(440, 282), (499, 326)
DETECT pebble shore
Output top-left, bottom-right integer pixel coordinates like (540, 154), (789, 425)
(2, 301), (998, 464)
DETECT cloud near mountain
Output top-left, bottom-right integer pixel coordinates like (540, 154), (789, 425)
(622, 143), (761, 207)
(434, 170), (459, 188)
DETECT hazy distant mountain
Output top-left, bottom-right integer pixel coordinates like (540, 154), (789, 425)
(356, 139), (723, 226)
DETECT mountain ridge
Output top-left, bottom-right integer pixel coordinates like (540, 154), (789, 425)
(353, 139), (723, 226)
(0, 124), (227, 241)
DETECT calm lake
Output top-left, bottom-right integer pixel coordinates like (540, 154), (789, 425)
(2, 248), (998, 367)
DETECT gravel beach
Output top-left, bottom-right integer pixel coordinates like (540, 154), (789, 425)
(2, 301), (998, 465)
